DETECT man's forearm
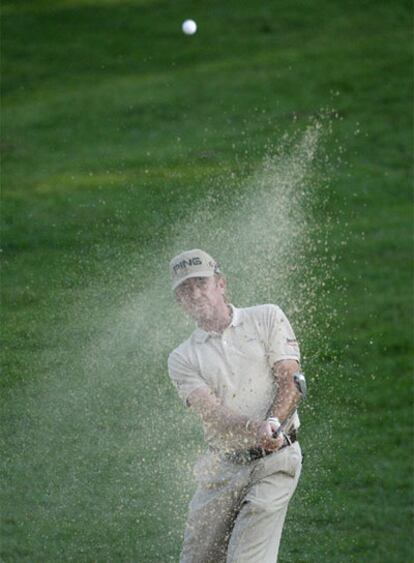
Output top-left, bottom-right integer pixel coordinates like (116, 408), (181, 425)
(208, 404), (261, 448)
(269, 360), (301, 425)
(188, 388), (260, 449)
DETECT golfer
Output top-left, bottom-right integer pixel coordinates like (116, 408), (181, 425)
(168, 249), (303, 563)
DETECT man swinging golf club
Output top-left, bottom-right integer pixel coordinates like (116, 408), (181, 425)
(168, 249), (306, 563)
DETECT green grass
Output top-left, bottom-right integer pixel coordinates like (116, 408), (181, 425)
(1, 0), (413, 561)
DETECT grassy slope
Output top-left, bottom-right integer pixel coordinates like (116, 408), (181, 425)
(1, 0), (413, 561)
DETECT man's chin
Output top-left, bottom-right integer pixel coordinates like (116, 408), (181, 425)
(190, 308), (211, 324)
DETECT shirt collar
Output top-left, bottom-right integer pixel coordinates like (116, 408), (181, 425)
(194, 304), (242, 343)
(230, 304), (242, 327)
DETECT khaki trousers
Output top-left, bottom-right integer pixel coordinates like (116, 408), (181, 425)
(180, 441), (302, 563)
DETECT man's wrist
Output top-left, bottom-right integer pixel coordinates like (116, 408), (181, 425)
(244, 419), (262, 440)
(245, 419), (261, 433)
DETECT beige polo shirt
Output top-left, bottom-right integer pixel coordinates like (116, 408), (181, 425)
(168, 304), (300, 448)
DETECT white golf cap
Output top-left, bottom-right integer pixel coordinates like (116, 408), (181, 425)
(169, 249), (221, 290)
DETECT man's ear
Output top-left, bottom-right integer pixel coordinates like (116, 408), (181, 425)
(217, 276), (226, 293)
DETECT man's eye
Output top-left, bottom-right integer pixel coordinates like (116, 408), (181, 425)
(176, 288), (188, 298)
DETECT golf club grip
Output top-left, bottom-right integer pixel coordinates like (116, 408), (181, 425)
(271, 417), (291, 438)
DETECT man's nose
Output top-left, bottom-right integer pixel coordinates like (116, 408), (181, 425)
(191, 285), (202, 299)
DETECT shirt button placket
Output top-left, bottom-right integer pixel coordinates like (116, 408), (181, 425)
(222, 333), (235, 375)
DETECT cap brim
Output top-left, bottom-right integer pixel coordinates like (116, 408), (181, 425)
(172, 271), (215, 291)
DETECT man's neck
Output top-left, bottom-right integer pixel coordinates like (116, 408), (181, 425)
(199, 304), (233, 334)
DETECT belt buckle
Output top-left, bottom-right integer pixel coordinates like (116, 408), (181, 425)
(247, 447), (266, 462)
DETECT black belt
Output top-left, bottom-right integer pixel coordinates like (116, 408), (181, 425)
(224, 430), (297, 464)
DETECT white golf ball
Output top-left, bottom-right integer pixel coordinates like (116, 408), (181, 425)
(182, 19), (197, 35)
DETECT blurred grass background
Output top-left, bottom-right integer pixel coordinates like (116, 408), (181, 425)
(1, 0), (413, 561)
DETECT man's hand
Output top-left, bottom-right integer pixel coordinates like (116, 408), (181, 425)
(255, 420), (285, 451)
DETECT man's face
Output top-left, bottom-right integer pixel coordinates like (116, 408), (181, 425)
(175, 276), (226, 324)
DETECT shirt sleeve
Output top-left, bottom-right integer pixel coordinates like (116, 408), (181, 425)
(264, 304), (301, 366)
(168, 349), (209, 405)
